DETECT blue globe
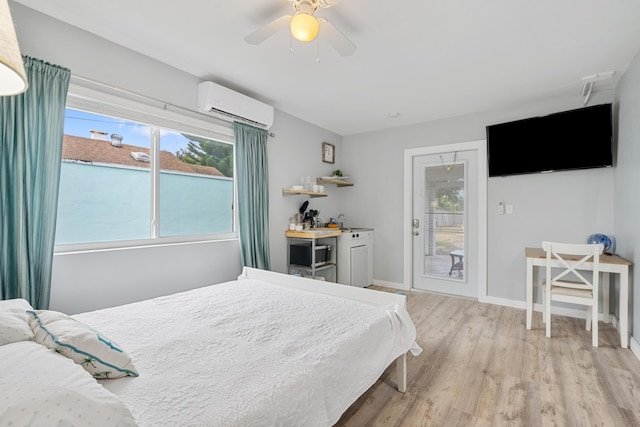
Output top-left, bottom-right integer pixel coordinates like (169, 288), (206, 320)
(587, 233), (613, 252)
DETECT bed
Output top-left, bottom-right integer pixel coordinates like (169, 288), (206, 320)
(0, 267), (422, 426)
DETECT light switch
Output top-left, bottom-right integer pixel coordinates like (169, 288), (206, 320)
(506, 204), (513, 215)
(498, 201), (505, 215)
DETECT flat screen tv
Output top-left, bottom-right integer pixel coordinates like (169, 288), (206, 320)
(486, 103), (613, 177)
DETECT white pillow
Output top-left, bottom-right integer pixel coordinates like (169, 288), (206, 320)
(28, 309), (139, 379)
(0, 298), (34, 346)
(0, 340), (136, 426)
(0, 298), (33, 311)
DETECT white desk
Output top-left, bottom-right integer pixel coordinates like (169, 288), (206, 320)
(525, 247), (632, 348)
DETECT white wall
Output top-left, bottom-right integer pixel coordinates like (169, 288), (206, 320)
(488, 169), (613, 302)
(341, 93), (615, 302)
(50, 240), (241, 314)
(267, 111), (343, 275)
(614, 48), (640, 338)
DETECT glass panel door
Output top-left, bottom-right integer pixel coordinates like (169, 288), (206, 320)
(412, 149), (477, 298)
(422, 162), (465, 279)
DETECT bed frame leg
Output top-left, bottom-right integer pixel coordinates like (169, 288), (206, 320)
(396, 353), (407, 392)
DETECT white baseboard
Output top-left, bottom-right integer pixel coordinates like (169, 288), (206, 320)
(482, 295), (525, 309)
(484, 296), (616, 322)
(630, 336), (640, 361)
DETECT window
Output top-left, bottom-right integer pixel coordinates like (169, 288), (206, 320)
(159, 130), (234, 237)
(56, 83), (236, 249)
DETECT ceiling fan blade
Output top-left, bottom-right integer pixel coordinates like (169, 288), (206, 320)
(318, 18), (356, 56)
(245, 15), (292, 45)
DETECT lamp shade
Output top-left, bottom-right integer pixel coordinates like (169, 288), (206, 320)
(0, 0), (27, 96)
(290, 13), (319, 42)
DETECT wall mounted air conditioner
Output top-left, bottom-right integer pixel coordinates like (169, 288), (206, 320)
(197, 81), (274, 129)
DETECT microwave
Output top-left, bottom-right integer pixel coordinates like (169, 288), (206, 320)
(290, 243), (332, 267)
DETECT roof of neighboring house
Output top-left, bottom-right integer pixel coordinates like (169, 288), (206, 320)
(62, 135), (225, 177)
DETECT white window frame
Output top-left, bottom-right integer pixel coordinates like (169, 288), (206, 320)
(55, 82), (239, 254)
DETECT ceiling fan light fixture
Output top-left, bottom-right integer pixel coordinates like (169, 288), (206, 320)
(290, 13), (319, 42)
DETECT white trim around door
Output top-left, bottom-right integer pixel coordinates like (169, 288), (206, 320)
(403, 140), (488, 302)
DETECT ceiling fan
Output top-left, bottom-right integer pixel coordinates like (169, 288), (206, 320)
(245, 0), (357, 57)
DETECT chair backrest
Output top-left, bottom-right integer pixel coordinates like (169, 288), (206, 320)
(541, 241), (604, 290)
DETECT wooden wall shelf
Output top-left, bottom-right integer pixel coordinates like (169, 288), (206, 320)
(282, 189), (327, 198)
(316, 178), (353, 187)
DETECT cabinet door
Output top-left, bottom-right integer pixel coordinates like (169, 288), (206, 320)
(350, 245), (368, 287)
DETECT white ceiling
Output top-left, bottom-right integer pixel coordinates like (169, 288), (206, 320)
(13, 0), (640, 136)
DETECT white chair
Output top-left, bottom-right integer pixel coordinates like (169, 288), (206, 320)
(542, 241), (604, 347)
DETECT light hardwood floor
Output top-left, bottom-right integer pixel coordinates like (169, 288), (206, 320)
(335, 288), (640, 427)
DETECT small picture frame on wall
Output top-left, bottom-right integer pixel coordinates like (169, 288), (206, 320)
(322, 142), (335, 164)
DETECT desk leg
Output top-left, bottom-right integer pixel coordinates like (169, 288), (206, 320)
(620, 268), (629, 349)
(602, 273), (610, 324)
(526, 258), (533, 330)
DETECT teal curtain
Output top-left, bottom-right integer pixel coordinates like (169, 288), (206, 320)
(234, 122), (270, 269)
(0, 57), (71, 308)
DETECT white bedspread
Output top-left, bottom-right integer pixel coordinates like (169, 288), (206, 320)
(75, 278), (418, 426)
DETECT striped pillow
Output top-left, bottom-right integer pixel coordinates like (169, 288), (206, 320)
(28, 310), (138, 379)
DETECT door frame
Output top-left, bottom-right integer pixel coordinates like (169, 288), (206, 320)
(403, 140), (488, 302)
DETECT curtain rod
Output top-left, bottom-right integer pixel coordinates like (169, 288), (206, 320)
(70, 75), (275, 138)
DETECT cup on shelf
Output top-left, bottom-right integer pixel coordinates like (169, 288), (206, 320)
(312, 184), (320, 192)
(318, 185), (325, 193)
